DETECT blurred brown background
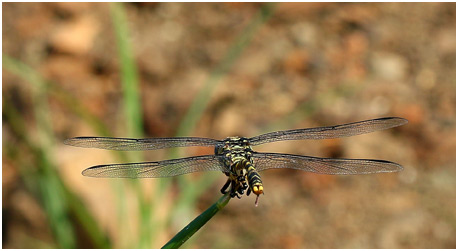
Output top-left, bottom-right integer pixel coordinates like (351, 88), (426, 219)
(2, 2), (455, 248)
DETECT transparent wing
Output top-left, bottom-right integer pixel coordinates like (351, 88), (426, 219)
(82, 155), (229, 178)
(252, 152), (403, 175)
(64, 137), (221, 151)
(249, 117), (408, 146)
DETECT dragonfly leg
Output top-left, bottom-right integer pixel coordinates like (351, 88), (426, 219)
(228, 179), (239, 198)
(220, 178), (231, 194)
(230, 188), (241, 198)
(237, 185), (245, 195)
(230, 179), (247, 199)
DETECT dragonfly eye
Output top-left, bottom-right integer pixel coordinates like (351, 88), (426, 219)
(214, 143), (227, 155)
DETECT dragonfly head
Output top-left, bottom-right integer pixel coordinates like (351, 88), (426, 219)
(215, 137), (251, 155)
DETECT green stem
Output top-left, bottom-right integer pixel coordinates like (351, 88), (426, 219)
(161, 193), (231, 249)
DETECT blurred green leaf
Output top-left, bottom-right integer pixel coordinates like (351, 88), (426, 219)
(3, 56), (111, 248)
(110, 3), (154, 248)
(175, 3), (277, 138)
(4, 55), (77, 247)
(2, 55), (112, 137)
(110, 2), (143, 137)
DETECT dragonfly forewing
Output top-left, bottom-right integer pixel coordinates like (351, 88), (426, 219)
(64, 137), (221, 151)
(251, 152), (403, 175)
(82, 155), (229, 178)
(249, 117), (408, 146)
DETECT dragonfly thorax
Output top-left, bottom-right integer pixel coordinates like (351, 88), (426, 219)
(215, 136), (253, 170)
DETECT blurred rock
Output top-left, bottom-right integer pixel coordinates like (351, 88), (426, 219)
(283, 49), (311, 75)
(371, 52), (408, 81)
(415, 68), (437, 90)
(436, 28), (456, 55)
(290, 22), (317, 47)
(49, 14), (100, 55)
(52, 2), (93, 15)
(15, 5), (53, 39)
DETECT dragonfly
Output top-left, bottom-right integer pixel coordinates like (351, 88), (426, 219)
(64, 117), (407, 206)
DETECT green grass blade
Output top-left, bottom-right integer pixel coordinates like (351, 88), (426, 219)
(175, 3), (277, 138)
(3, 71), (76, 247)
(61, 184), (112, 248)
(161, 193), (231, 249)
(110, 2), (143, 137)
(3, 56), (111, 248)
(3, 55), (112, 137)
(9, 55), (77, 247)
(110, 3), (154, 248)
(4, 102), (110, 248)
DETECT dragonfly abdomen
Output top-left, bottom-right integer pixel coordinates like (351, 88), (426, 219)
(244, 160), (263, 196)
